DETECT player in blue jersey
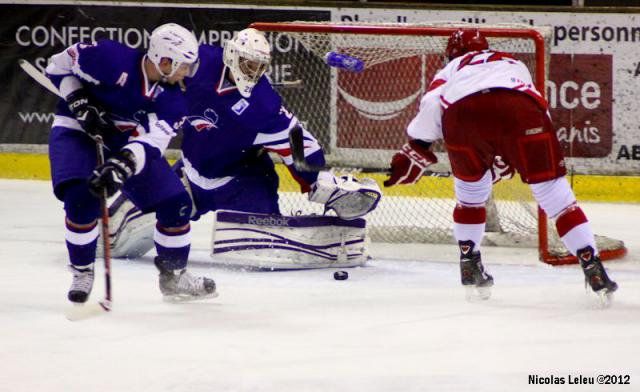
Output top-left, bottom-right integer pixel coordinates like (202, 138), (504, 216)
(180, 28), (335, 218)
(107, 28), (382, 268)
(46, 23), (217, 304)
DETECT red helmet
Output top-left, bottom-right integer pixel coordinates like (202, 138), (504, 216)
(445, 29), (489, 61)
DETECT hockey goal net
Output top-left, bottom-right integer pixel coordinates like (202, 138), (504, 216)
(251, 21), (626, 265)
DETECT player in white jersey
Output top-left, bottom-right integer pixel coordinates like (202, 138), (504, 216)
(384, 29), (617, 303)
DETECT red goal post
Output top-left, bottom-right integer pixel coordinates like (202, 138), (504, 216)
(251, 21), (627, 265)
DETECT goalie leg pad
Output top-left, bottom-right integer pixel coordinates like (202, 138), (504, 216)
(211, 210), (369, 270)
(309, 172), (382, 220)
(97, 192), (155, 259)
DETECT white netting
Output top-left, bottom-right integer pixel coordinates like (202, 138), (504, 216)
(258, 21), (623, 260)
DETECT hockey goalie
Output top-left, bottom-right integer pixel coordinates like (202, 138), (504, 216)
(101, 28), (382, 270)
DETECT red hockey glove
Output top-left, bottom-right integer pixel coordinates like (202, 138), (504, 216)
(490, 155), (515, 184)
(384, 140), (438, 187)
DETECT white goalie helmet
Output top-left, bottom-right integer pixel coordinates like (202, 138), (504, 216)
(147, 23), (199, 79)
(223, 28), (271, 97)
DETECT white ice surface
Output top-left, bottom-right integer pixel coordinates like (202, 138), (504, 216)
(1, 179), (639, 392)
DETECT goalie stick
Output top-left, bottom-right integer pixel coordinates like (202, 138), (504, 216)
(288, 125), (451, 178)
(18, 59), (113, 319)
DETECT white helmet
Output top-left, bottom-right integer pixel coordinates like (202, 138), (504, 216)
(147, 23), (199, 79)
(223, 28), (271, 97)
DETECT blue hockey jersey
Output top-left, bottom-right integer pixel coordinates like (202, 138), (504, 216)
(46, 40), (188, 162)
(181, 44), (325, 192)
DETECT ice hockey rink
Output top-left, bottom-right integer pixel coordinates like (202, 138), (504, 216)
(1, 178), (639, 392)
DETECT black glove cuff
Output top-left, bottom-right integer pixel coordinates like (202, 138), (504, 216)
(66, 90), (90, 113)
(409, 139), (432, 153)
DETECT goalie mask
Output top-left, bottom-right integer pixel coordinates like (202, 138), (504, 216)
(223, 28), (271, 97)
(147, 23), (200, 81)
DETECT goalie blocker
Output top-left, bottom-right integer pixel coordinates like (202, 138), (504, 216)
(212, 210), (369, 270)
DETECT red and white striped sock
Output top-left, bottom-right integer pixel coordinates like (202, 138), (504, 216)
(453, 204), (486, 252)
(555, 205), (597, 256)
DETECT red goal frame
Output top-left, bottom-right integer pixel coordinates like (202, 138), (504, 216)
(251, 22), (627, 265)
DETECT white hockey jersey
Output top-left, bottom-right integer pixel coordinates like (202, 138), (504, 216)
(407, 50), (544, 142)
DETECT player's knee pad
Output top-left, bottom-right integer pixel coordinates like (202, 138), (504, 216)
(154, 191), (192, 228)
(529, 177), (576, 218)
(454, 171), (492, 206)
(62, 180), (100, 224)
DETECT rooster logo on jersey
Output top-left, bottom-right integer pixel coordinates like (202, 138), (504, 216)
(186, 108), (219, 132)
(110, 110), (148, 136)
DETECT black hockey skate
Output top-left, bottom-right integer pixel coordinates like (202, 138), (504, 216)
(577, 246), (617, 307)
(154, 257), (218, 302)
(459, 240), (494, 301)
(68, 264), (95, 303)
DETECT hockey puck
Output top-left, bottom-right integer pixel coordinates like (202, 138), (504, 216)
(334, 271), (349, 280)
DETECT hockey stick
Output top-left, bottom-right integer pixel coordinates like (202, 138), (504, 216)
(288, 125), (451, 178)
(17, 60), (114, 319)
(94, 135), (113, 312)
(20, 59), (114, 155)
(66, 136), (113, 321)
(18, 59), (63, 98)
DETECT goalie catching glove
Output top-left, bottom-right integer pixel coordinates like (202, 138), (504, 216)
(309, 172), (382, 220)
(88, 149), (136, 198)
(384, 139), (437, 187)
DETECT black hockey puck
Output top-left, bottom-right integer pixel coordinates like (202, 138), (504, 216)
(334, 271), (349, 280)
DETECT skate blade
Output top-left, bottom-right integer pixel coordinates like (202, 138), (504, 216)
(65, 301), (111, 321)
(594, 290), (614, 309)
(464, 286), (492, 302)
(162, 291), (219, 303)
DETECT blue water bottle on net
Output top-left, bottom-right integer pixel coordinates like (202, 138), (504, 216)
(325, 52), (365, 73)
